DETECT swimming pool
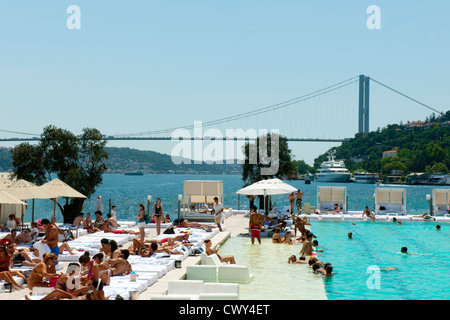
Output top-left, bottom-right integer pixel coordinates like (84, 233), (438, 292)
(219, 220), (450, 300)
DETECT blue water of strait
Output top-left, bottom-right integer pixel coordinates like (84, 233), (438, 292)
(24, 174), (446, 223)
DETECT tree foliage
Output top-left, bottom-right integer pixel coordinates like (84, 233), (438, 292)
(314, 111), (450, 175)
(11, 125), (108, 223)
(241, 133), (297, 186)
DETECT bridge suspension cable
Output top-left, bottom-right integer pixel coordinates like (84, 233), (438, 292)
(114, 75), (360, 138)
(370, 77), (444, 116)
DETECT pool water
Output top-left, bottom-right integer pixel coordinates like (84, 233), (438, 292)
(219, 221), (450, 300)
(219, 236), (327, 300)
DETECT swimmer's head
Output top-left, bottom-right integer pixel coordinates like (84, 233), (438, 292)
(436, 225), (441, 230)
(401, 247), (408, 253)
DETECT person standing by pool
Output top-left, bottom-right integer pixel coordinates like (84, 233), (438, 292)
(295, 189), (304, 214)
(248, 195), (255, 210)
(287, 192), (295, 214)
(152, 198), (164, 236)
(249, 206), (264, 244)
(96, 195), (104, 214)
(136, 203), (146, 242)
(213, 197), (224, 232)
(110, 205), (117, 219)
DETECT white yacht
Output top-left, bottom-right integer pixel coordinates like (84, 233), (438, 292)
(315, 151), (351, 182)
(354, 172), (380, 184)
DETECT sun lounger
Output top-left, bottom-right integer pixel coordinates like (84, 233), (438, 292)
(217, 265), (254, 284)
(186, 265), (218, 282)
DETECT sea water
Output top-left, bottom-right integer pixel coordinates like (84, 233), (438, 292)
(23, 174), (448, 223)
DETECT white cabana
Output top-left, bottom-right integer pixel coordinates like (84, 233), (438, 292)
(316, 186), (348, 213)
(374, 187), (407, 215)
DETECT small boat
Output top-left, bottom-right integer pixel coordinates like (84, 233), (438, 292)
(124, 171), (144, 176)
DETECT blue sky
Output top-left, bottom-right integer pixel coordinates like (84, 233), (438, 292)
(0, 1), (449, 165)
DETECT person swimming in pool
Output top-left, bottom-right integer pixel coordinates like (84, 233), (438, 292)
(400, 247), (417, 255)
(288, 255), (307, 264)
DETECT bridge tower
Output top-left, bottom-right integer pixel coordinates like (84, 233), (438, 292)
(358, 74), (370, 134)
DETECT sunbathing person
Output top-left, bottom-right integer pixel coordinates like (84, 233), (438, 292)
(100, 222), (139, 235)
(106, 213), (119, 228)
(54, 262), (89, 296)
(79, 252), (102, 284)
(107, 249), (132, 276)
(0, 245), (27, 289)
(6, 242), (39, 268)
(92, 253), (111, 285)
(14, 228), (33, 244)
(128, 238), (159, 257)
(147, 233), (191, 246)
(27, 253), (60, 290)
(0, 230), (18, 245)
(204, 239), (236, 264)
(179, 219), (213, 230)
(412, 212), (435, 220)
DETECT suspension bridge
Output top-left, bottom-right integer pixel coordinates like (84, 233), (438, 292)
(0, 74), (444, 143)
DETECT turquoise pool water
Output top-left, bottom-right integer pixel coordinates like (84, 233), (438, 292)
(220, 220), (450, 300)
(311, 220), (450, 300)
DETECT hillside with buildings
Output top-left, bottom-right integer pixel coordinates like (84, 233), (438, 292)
(313, 111), (450, 183)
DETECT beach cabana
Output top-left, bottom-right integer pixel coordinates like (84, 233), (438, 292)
(316, 186), (347, 213)
(431, 189), (450, 216)
(374, 187), (406, 215)
(182, 180), (224, 222)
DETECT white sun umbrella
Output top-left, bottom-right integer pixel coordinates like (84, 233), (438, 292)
(40, 178), (87, 217)
(40, 178), (87, 199)
(236, 178), (298, 213)
(6, 179), (59, 226)
(0, 191), (28, 225)
(236, 178), (297, 196)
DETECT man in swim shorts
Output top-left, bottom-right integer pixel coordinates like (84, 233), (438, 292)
(41, 218), (60, 261)
(249, 206), (264, 244)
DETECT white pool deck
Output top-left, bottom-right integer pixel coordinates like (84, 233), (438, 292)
(0, 213), (328, 300)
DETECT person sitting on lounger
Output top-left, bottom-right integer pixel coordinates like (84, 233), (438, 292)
(106, 213), (119, 228)
(55, 262), (89, 297)
(204, 239), (235, 264)
(72, 214), (84, 227)
(107, 249), (132, 276)
(92, 253), (111, 285)
(27, 253), (60, 290)
(79, 252), (102, 284)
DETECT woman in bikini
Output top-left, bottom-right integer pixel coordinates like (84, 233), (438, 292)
(79, 252), (101, 285)
(27, 253), (60, 290)
(204, 239), (236, 264)
(92, 253), (111, 285)
(152, 198), (164, 236)
(287, 192), (295, 214)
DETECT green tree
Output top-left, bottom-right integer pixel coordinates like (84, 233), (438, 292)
(11, 125), (108, 224)
(241, 133), (297, 186)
